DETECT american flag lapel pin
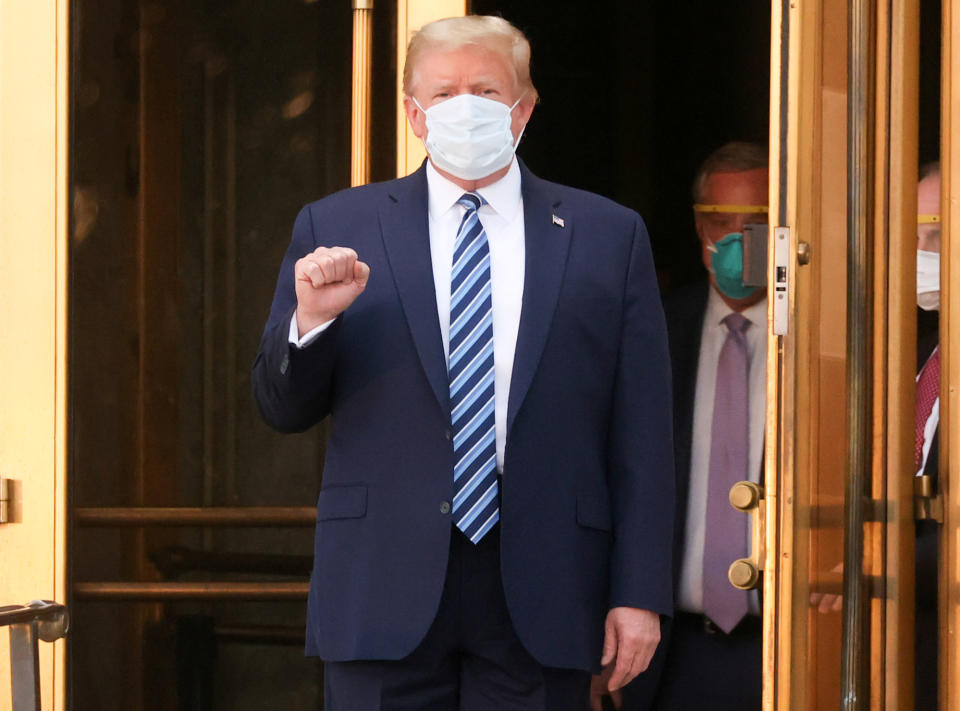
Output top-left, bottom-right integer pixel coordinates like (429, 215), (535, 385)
(552, 214), (565, 227)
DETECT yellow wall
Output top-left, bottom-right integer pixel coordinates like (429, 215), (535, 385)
(0, 0), (68, 708)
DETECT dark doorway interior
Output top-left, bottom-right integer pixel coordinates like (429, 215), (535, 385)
(471, 1), (772, 291)
(920, 0), (941, 165)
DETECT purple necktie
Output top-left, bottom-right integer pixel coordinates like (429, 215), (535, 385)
(702, 312), (751, 633)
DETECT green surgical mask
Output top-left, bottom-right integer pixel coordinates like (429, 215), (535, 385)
(707, 232), (759, 300)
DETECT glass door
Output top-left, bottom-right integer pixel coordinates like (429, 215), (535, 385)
(764, 0), (921, 708)
(65, 2), (397, 708)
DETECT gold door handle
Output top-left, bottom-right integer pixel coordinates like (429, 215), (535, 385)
(729, 558), (761, 589)
(727, 481), (765, 590)
(914, 474), (943, 522)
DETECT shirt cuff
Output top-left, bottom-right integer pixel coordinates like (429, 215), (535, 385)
(289, 313), (336, 349)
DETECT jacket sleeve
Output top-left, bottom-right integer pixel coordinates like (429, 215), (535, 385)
(251, 204), (341, 433)
(606, 214), (676, 617)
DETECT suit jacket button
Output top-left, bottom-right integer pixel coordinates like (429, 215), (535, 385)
(280, 354), (290, 375)
(444, 429), (452, 441)
(440, 501), (451, 514)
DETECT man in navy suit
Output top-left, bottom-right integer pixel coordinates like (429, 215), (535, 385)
(615, 142), (768, 711)
(252, 15), (674, 710)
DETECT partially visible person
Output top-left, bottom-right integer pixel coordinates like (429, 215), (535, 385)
(599, 142), (768, 711)
(915, 161), (941, 711)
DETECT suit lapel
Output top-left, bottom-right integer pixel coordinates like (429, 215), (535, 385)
(378, 166), (450, 414)
(506, 165), (572, 434)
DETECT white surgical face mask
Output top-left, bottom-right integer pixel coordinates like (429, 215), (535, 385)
(414, 93), (524, 180)
(917, 249), (940, 311)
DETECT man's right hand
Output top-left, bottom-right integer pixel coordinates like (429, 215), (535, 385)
(294, 246), (370, 336)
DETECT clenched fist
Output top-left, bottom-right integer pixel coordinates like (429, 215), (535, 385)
(294, 246), (370, 336)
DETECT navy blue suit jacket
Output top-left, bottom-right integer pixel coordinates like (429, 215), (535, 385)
(252, 161), (675, 673)
(624, 281), (710, 707)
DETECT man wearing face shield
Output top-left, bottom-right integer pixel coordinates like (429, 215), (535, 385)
(616, 142), (768, 711)
(252, 15), (674, 711)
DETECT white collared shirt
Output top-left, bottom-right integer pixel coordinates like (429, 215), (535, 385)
(917, 346), (940, 476)
(291, 159), (525, 471)
(678, 288), (767, 614)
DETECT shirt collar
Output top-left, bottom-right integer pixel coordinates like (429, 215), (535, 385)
(426, 158), (522, 223)
(705, 285), (768, 331)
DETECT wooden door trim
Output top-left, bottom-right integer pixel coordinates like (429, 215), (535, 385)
(940, 1), (960, 707)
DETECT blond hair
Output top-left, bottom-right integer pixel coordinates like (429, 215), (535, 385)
(403, 15), (537, 99)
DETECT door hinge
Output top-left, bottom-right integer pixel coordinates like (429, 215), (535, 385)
(914, 474), (943, 523)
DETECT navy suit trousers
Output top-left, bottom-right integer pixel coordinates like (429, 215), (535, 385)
(323, 525), (590, 711)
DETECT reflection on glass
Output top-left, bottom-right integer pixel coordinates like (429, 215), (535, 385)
(67, 1), (396, 708)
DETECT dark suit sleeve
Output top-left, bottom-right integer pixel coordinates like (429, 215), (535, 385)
(251, 204), (341, 433)
(607, 215), (675, 616)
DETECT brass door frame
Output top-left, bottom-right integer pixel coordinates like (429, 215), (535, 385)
(870, 2), (919, 708)
(765, 0), (804, 706)
(940, 2), (960, 707)
(766, 0), (919, 708)
(841, 1), (876, 703)
(352, 0), (374, 185)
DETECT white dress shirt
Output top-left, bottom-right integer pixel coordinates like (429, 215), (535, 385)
(917, 347), (940, 477)
(678, 288), (767, 615)
(290, 159), (525, 471)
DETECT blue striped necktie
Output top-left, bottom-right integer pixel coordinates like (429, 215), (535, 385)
(449, 192), (499, 544)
